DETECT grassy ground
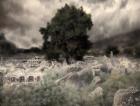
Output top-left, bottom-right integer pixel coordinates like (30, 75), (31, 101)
(0, 56), (140, 106)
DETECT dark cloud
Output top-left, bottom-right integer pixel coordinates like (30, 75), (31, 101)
(86, 0), (106, 3)
(0, 0), (28, 30)
(87, 0), (140, 41)
(0, 0), (140, 48)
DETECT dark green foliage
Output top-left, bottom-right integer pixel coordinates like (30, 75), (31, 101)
(1, 71), (140, 106)
(135, 46), (140, 58)
(0, 33), (17, 55)
(2, 84), (67, 106)
(105, 45), (120, 57)
(40, 4), (93, 62)
(2, 82), (89, 106)
(124, 47), (134, 56)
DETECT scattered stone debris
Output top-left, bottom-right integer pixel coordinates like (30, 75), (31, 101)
(0, 55), (139, 88)
(55, 69), (93, 88)
(113, 87), (140, 106)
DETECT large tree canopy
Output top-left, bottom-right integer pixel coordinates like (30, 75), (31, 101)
(40, 4), (93, 63)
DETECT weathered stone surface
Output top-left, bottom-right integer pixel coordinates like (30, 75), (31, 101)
(93, 76), (102, 85)
(55, 70), (93, 87)
(113, 87), (140, 106)
(100, 64), (112, 74)
(75, 70), (93, 87)
(89, 86), (103, 99)
(67, 67), (82, 73)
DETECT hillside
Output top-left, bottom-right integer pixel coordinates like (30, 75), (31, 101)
(0, 33), (17, 55)
(0, 33), (43, 56)
(91, 29), (140, 56)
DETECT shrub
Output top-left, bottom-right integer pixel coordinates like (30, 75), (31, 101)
(105, 45), (120, 57)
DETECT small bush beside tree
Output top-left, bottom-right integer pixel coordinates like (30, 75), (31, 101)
(105, 45), (120, 57)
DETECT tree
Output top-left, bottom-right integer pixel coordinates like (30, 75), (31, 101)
(40, 4), (93, 63)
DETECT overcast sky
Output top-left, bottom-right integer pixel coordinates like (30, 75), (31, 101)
(0, 0), (140, 48)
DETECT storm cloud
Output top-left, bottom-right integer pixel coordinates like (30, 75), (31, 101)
(0, 0), (140, 48)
